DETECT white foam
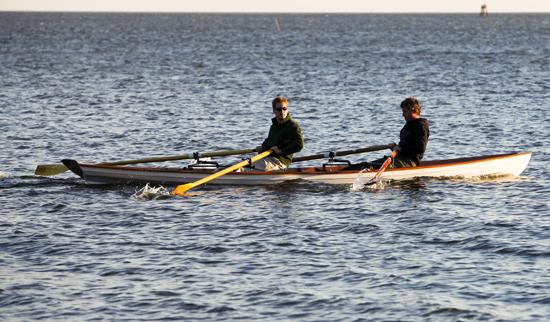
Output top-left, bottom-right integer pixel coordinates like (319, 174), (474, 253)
(350, 169), (384, 191)
(133, 183), (171, 200)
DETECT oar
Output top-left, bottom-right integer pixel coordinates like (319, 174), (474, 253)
(292, 144), (393, 163)
(172, 150), (273, 196)
(34, 148), (256, 176)
(365, 150), (398, 186)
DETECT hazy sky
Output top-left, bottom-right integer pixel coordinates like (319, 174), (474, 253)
(1, 0), (549, 13)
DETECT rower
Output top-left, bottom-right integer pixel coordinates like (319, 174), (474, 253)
(254, 96), (304, 171)
(348, 97), (430, 170)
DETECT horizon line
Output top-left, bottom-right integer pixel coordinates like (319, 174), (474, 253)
(1, 10), (549, 14)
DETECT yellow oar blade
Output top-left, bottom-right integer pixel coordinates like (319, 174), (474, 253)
(171, 183), (195, 196)
(171, 150), (273, 196)
(35, 164), (69, 176)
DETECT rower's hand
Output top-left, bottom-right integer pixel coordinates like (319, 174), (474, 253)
(271, 146), (283, 155)
(389, 143), (397, 150)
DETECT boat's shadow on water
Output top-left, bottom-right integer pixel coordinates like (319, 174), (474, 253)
(263, 179), (348, 194)
(128, 180), (351, 201)
(349, 174), (529, 193)
(9, 175), (163, 199)
(1, 175), (84, 191)
(15, 174), (530, 201)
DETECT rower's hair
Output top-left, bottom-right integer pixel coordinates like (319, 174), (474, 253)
(272, 96), (289, 108)
(401, 97), (422, 114)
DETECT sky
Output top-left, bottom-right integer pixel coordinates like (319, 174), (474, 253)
(1, 0), (549, 13)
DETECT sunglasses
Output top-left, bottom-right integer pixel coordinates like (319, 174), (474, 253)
(275, 107), (288, 111)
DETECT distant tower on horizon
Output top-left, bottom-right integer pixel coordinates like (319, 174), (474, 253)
(480, 3), (488, 17)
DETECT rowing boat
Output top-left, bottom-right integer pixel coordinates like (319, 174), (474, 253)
(61, 152), (531, 186)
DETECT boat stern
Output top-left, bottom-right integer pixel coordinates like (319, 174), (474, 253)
(62, 159), (84, 178)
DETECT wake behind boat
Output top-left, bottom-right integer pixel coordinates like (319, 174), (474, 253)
(61, 151), (532, 186)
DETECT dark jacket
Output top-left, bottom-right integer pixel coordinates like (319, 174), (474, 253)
(261, 114), (304, 166)
(398, 118), (429, 165)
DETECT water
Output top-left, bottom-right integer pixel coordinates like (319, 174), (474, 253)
(1, 12), (549, 321)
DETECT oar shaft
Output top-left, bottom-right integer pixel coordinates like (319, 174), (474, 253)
(172, 150), (273, 195)
(34, 148), (255, 176)
(98, 148), (255, 165)
(367, 150), (398, 185)
(293, 144), (392, 162)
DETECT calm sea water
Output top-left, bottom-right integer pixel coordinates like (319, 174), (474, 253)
(1, 12), (549, 321)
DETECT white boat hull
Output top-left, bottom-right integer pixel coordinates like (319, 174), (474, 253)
(62, 152), (532, 186)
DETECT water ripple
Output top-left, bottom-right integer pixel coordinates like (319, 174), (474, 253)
(1, 12), (549, 322)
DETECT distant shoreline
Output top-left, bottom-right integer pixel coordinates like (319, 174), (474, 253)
(0, 10), (549, 14)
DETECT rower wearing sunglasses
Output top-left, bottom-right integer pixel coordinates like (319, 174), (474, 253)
(254, 96), (304, 171)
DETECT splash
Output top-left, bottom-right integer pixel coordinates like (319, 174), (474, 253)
(133, 183), (171, 200)
(350, 169), (384, 191)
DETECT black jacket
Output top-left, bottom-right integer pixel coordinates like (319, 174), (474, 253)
(398, 118), (429, 165)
